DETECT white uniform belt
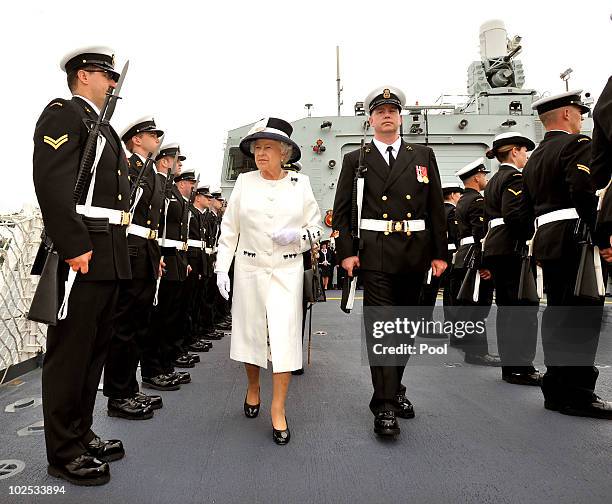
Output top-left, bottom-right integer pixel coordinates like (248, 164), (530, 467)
(188, 239), (204, 249)
(448, 243), (457, 251)
(489, 218), (505, 228)
(460, 237), (475, 246)
(76, 205), (130, 226)
(205, 247), (217, 255)
(535, 208), (579, 228)
(360, 218), (426, 233)
(128, 224), (158, 240)
(158, 238), (188, 251)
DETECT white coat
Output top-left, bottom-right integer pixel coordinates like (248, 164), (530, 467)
(216, 170), (322, 372)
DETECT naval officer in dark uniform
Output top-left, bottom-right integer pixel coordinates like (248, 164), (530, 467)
(103, 116), (167, 420)
(591, 76), (612, 263)
(333, 86), (447, 436)
(441, 184), (462, 327)
(522, 90), (611, 419)
(483, 132), (541, 385)
(33, 47), (130, 485)
(451, 159), (501, 366)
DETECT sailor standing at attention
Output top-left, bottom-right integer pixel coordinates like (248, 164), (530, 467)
(332, 86), (447, 437)
(483, 132), (542, 385)
(522, 90), (612, 419)
(32, 47), (130, 485)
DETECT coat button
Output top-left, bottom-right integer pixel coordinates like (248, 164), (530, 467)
(406, 195), (411, 200)
(407, 213), (412, 218)
(149, 204), (152, 209)
(382, 195), (388, 201)
(147, 220), (151, 225)
(382, 213), (388, 218)
(117, 170), (121, 176)
(384, 231), (389, 236)
(407, 231), (411, 236)
(118, 194), (122, 200)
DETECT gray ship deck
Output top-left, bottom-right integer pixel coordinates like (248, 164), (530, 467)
(1, 293), (611, 504)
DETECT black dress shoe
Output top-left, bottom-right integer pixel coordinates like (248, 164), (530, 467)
(374, 411), (400, 436)
(142, 374), (181, 391)
(85, 436), (125, 463)
(464, 353), (502, 366)
(560, 396), (612, 419)
(394, 394), (415, 419)
(202, 331), (223, 340)
(172, 355), (195, 368)
(107, 398), (154, 420)
(185, 352), (200, 363)
(272, 417), (290, 445)
(169, 371), (191, 384)
(291, 368), (304, 376)
(502, 371), (543, 386)
(48, 454), (110, 486)
(133, 391), (163, 410)
(216, 322), (232, 331)
(244, 387), (260, 418)
(188, 341), (211, 352)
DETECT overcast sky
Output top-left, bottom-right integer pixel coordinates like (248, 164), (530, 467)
(2, 0), (611, 212)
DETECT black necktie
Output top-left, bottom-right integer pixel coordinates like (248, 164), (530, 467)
(386, 145), (395, 170)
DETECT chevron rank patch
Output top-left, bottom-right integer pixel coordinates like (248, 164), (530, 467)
(43, 134), (68, 150)
(507, 188), (522, 196)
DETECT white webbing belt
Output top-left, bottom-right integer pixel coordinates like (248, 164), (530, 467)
(76, 205), (130, 226)
(157, 238), (188, 250)
(128, 224), (157, 240)
(460, 236), (475, 246)
(360, 219), (426, 233)
(448, 243), (457, 251)
(188, 239), (204, 249)
(489, 218), (505, 228)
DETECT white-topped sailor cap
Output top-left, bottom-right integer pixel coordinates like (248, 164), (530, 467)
(209, 189), (223, 200)
(364, 86), (406, 115)
(455, 157), (490, 181)
(120, 116), (165, 143)
(442, 182), (464, 196)
(531, 90), (590, 115)
(239, 117), (301, 163)
(284, 161), (302, 172)
(485, 131), (536, 159)
(196, 183), (211, 196)
(156, 142), (186, 162)
(60, 46), (119, 82)
(174, 168), (196, 183)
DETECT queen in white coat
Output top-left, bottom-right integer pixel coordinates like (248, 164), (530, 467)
(215, 117), (322, 445)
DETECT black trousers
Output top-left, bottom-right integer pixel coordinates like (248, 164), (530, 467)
(182, 265), (201, 348)
(362, 269), (423, 415)
(42, 280), (118, 465)
(144, 279), (184, 377)
(488, 255), (538, 376)
(540, 256), (604, 407)
(202, 275), (217, 333)
(448, 267), (493, 356)
(103, 278), (156, 399)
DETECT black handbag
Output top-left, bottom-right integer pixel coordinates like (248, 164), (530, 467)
(303, 230), (326, 303)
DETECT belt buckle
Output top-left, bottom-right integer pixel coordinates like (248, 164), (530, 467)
(386, 220), (394, 233)
(402, 220), (410, 233)
(120, 211), (131, 226)
(182, 243), (188, 251)
(393, 221), (403, 233)
(148, 229), (157, 240)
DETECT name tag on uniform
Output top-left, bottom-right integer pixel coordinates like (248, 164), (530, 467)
(416, 165), (429, 184)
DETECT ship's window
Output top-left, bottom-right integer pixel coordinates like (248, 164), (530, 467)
(226, 147), (257, 181)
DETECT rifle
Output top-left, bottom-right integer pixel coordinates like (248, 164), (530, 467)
(574, 219), (605, 300)
(518, 240), (539, 303)
(28, 61), (129, 325)
(457, 243), (481, 303)
(129, 151), (154, 206)
(341, 121), (368, 314)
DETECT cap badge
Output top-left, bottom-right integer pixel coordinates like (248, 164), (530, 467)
(111, 54), (115, 66)
(383, 89), (391, 99)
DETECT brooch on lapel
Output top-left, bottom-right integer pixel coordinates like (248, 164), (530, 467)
(416, 165), (429, 184)
(291, 176), (298, 184)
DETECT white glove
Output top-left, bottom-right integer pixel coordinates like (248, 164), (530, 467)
(216, 271), (231, 300)
(271, 228), (300, 246)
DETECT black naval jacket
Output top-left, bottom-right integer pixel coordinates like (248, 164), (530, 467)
(159, 184), (189, 281)
(127, 153), (163, 279)
(444, 202), (459, 264)
(187, 205), (207, 275)
(333, 140), (446, 274)
(453, 188), (485, 269)
(522, 131), (597, 261)
(483, 164), (532, 257)
(591, 76), (612, 248)
(202, 209), (219, 277)
(33, 96), (131, 282)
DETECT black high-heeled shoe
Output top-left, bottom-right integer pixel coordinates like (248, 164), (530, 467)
(243, 387), (260, 418)
(272, 417), (290, 445)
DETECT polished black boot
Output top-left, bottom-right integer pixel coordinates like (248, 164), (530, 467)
(133, 391), (163, 410)
(142, 374), (181, 391)
(394, 394), (415, 419)
(107, 398), (154, 420)
(85, 436), (125, 462)
(374, 411), (400, 437)
(47, 454), (110, 486)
